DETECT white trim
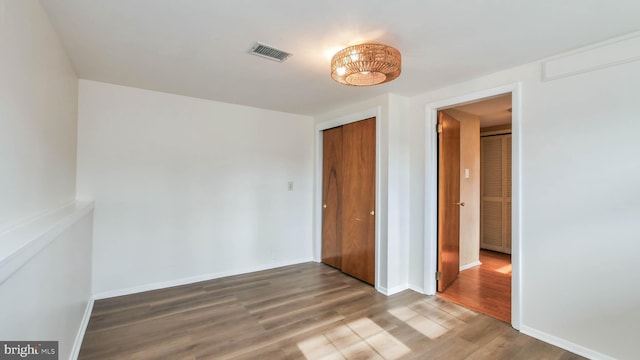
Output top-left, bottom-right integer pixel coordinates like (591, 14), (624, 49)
(511, 84), (522, 331)
(423, 83), (522, 330)
(0, 201), (95, 284)
(376, 286), (390, 295)
(423, 108), (438, 296)
(93, 257), (314, 300)
(520, 326), (617, 360)
(542, 31), (640, 81)
(459, 261), (482, 271)
(408, 284), (425, 294)
(377, 284), (409, 296)
(314, 106), (384, 293)
(69, 298), (94, 360)
(0, 201), (73, 236)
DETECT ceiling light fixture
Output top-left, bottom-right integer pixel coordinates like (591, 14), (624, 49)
(330, 43), (401, 86)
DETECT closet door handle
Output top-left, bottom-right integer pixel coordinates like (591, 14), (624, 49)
(455, 202), (465, 206)
(370, 210), (375, 215)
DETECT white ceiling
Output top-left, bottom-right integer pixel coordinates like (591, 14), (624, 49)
(40, 0), (640, 116)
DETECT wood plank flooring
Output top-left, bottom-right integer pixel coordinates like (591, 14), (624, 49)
(79, 262), (582, 359)
(437, 250), (511, 323)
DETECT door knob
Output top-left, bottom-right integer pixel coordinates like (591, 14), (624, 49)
(323, 204), (327, 208)
(370, 210), (375, 215)
(455, 202), (465, 206)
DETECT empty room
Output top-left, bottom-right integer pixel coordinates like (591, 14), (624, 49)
(1, 1), (639, 359)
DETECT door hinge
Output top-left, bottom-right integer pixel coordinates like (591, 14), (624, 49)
(435, 271), (442, 281)
(436, 124), (443, 133)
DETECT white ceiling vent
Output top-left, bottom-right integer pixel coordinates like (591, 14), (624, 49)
(250, 42), (292, 62)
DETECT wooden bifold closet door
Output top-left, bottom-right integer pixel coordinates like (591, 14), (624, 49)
(480, 134), (512, 254)
(321, 118), (376, 285)
(321, 126), (343, 269)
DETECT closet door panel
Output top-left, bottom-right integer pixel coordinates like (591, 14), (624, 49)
(340, 118), (376, 285)
(480, 134), (512, 254)
(321, 126), (343, 269)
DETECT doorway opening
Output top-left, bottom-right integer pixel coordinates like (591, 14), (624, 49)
(434, 93), (513, 323)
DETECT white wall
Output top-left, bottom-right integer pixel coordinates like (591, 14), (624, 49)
(0, 1), (92, 359)
(77, 80), (315, 295)
(408, 34), (640, 359)
(386, 94), (410, 292)
(0, 0), (78, 231)
(521, 56), (640, 360)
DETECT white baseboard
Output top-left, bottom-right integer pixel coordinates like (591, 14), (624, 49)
(379, 284), (427, 296)
(408, 284), (425, 294)
(377, 284), (409, 296)
(460, 260), (482, 271)
(376, 286), (389, 295)
(93, 257), (315, 300)
(520, 325), (616, 360)
(69, 297), (94, 360)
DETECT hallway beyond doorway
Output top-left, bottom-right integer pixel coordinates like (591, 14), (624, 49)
(437, 250), (511, 323)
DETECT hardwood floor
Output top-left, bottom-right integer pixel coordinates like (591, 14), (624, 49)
(79, 262), (582, 359)
(437, 250), (512, 323)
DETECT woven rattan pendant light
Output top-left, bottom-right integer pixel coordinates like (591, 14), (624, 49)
(330, 43), (401, 86)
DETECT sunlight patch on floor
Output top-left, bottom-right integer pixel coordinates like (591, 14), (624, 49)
(388, 306), (448, 339)
(495, 264), (512, 274)
(297, 317), (410, 360)
(297, 334), (342, 359)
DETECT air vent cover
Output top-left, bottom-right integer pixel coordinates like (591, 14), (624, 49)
(250, 42), (292, 62)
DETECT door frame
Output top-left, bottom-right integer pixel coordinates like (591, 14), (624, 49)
(423, 83), (522, 329)
(314, 106), (382, 291)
